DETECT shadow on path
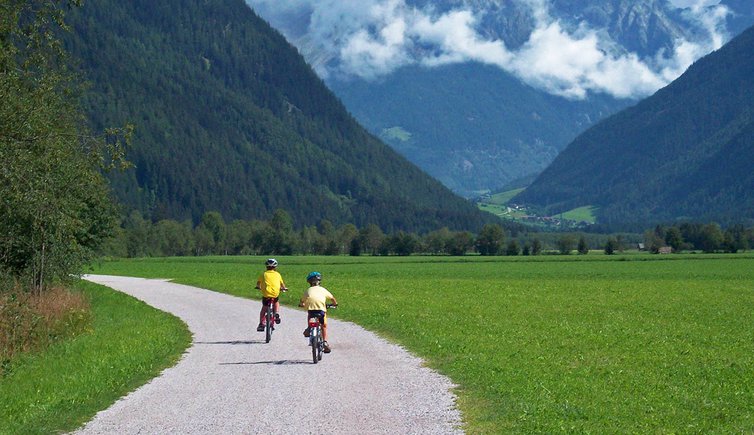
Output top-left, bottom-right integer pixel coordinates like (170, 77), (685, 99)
(195, 340), (262, 345)
(219, 360), (312, 366)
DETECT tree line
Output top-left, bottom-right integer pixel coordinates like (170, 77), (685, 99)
(103, 209), (533, 257)
(103, 209), (754, 258)
(640, 222), (752, 254)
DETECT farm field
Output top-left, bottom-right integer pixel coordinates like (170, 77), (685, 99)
(91, 254), (754, 433)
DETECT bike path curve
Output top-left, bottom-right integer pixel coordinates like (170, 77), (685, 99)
(76, 275), (463, 434)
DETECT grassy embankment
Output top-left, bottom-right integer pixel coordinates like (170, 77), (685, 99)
(92, 254), (754, 433)
(0, 281), (191, 434)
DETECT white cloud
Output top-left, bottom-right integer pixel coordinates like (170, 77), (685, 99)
(245, 0), (731, 100)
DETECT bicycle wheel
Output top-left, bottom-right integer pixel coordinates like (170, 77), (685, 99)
(265, 306), (273, 343)
(311, 328), (319, 364)
(317, 333), (324, 361)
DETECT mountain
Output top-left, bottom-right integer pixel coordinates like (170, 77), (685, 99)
(247, 0), (754, 197)
(328, 63), (624, 195)
(63, 0), (495, 233)
(513, 24), (754, 228)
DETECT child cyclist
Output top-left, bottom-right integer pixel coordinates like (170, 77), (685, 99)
(255, 258), (288, 332)
(299, 271), (338, 353)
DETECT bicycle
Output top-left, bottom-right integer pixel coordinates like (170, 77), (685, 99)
(259, 288), (286, 343)
(308, 304), (336, 364)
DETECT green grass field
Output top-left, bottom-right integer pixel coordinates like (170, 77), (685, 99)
(0, 281), (190, 434)
(90, 254), (754, 433)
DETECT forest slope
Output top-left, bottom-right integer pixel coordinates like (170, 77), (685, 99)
(64, 0), (494, 232)
(514, 24), (754, 228)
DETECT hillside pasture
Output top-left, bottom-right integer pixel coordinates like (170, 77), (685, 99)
(560, 205), (598, 223)
(92, 254), (754, 433)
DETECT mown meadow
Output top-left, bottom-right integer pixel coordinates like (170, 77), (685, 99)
(91, 254), (754, 433)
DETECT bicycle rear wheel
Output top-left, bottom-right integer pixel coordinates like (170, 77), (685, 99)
(317, 333), (323, 361)
(265, 306), (273, 343)
(311, 328), (319, 364)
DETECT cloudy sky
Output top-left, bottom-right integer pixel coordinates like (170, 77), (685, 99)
(246, 0), (731, 100)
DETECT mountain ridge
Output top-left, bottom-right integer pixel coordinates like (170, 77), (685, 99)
(64, 0), (495, 232)
(513, 23), (754, 228)
(247, 0), (754, 196)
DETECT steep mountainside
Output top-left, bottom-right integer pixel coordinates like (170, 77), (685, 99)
(514, 24), (754, 228)
(249, 0), (754, 197)
(64, 0), (495, 232)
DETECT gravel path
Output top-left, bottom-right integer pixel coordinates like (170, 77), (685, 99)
(77, 275), (463, 434)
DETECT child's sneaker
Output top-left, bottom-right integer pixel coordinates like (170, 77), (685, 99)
(256, 323), (265, 332)
(323, 341), (331, 353)
(303, 328), (310, 337)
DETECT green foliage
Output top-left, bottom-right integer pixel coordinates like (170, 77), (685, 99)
(0, 0), (121, 292)
(62, 0), (494, 233)
(475, 224), (505, 255)
(515, 25), (754, 229)
(102, 210), (533, 257)
(531, 238), (543, 255)
(0, 280), (190, 434)
(505, 239), (521, 256)
(92, 255), (754, 433)
(639, 222), (753, 254)
(577, 236), (589, 254)
(557, 235), (577, 254)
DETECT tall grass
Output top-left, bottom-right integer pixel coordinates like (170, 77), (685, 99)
(92, 254), (754, 433)
(1, 286), (91, 376)
(0, 281), (191, 434)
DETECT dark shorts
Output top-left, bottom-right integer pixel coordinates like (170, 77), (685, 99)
(262, 297), (279, 306)
(307, 310), (326, 326)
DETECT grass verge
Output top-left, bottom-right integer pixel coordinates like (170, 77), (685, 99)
(0, 280), (191, 434)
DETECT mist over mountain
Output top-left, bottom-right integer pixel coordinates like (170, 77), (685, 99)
(246, 0), (754, 196)
(64, 0), (495, 232)
(514, 23), (754, 228)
